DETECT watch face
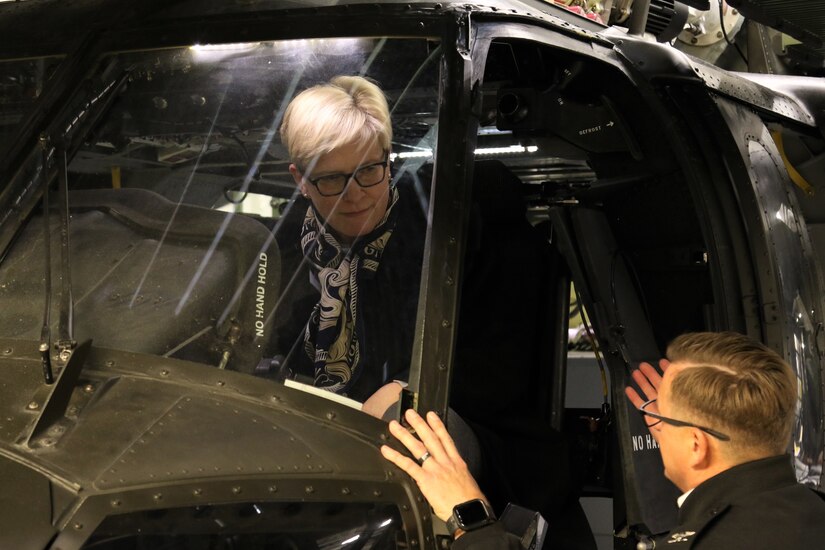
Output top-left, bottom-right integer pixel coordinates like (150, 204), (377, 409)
(455, 500), (491, 528)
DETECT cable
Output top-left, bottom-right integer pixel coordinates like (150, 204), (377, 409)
(576, 287), (609, 407)
(719, 0), (748, 66)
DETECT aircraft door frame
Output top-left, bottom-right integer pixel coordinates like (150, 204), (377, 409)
(667, 80), (825, 488)
(466, 19), (682, 543)
(704, 96), (825, 488)
(405, 11), (478, 419)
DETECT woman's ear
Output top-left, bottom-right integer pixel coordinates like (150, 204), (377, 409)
(288, 163), (301, 184)
(288, 164), (308, 197)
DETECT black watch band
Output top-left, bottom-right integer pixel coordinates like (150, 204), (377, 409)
(447, 499), (496, 536)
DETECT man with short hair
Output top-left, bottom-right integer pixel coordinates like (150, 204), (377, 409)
(624, 331), (825, 548)
(382, 331), (825, 548)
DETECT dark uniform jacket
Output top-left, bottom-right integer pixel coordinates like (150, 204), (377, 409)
(453, 523), (520, 550)
(658, 454), (825, 549)
(453, 454), (825, 550)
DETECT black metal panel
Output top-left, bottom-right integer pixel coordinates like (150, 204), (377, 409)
(552, 205), (680, 535)
(646, 0), (689, 43)
(0, 459), (56, 550)
(727, 0), (825, 49)
(0, 341), (434, 548)
(711, 96), (825, 487)
(0, 0), (607, 61)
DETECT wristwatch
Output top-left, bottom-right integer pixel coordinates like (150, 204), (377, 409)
(446, 499), (497, 536)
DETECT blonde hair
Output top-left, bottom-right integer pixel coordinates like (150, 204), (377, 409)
(279, 75), (392, 169)
(666, 331), (797, 458)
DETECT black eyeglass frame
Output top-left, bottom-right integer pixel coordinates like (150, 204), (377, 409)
(302, 156), (391, 197)
(638, 398), (731, 441)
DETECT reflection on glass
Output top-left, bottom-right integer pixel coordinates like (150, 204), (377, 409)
(791, 294), (824, 486)
(0, 38), (439, 410)
(82, 501), (404, 549)
(0, 56), (63, 156)
(747, 139), (824, 483)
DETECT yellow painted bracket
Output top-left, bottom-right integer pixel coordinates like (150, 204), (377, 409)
(771, 130), (814, 196)
(111, 165), (121, 189)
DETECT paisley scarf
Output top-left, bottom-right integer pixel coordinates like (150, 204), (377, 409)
(301, 186), (399, 393)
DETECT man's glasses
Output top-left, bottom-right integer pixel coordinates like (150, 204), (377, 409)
(638, 398), (731, 441)
(304, 157), (389, 197)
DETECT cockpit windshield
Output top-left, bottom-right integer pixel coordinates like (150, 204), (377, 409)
(0, 56), (62, 156)
(0, 37), (439, 409)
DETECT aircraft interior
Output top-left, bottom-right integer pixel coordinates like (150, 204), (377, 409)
(0, 2), (823, 547)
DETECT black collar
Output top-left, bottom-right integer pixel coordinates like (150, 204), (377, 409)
(678, 454), (796, 525)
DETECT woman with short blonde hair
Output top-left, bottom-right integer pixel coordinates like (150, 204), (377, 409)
(280, 75), (392, 170)
(278, 76), (420, 414)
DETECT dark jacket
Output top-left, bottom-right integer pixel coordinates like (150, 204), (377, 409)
(659, 454), (825, 549)
(453, 523), (521, 550)
(272, 181), (426, 402)
(454, 454), (825, 550)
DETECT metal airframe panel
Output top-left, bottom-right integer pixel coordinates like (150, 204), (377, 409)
(713, 97), (825, 486)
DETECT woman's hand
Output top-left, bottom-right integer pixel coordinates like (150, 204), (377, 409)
(381, 409), (487, 523)
(361, 382), (404, 418)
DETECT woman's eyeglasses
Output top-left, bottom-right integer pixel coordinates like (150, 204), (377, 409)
(305, 158), (389, 197)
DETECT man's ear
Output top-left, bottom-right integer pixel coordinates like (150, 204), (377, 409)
(688, 429), (712, 471)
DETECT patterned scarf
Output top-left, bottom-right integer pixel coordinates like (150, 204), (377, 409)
(300, 186), (399, 393)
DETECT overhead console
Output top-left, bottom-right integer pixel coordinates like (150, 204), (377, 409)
(497, 87), (637, 156)
(482, 40), (642, 161)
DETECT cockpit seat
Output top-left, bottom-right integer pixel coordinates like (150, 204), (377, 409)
(451, 160), (596, 549)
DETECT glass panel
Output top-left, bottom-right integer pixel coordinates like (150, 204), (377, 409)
(0, 38), (439, 410)
(0, 56), (62, 156)
(82, 501), (403, 549)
